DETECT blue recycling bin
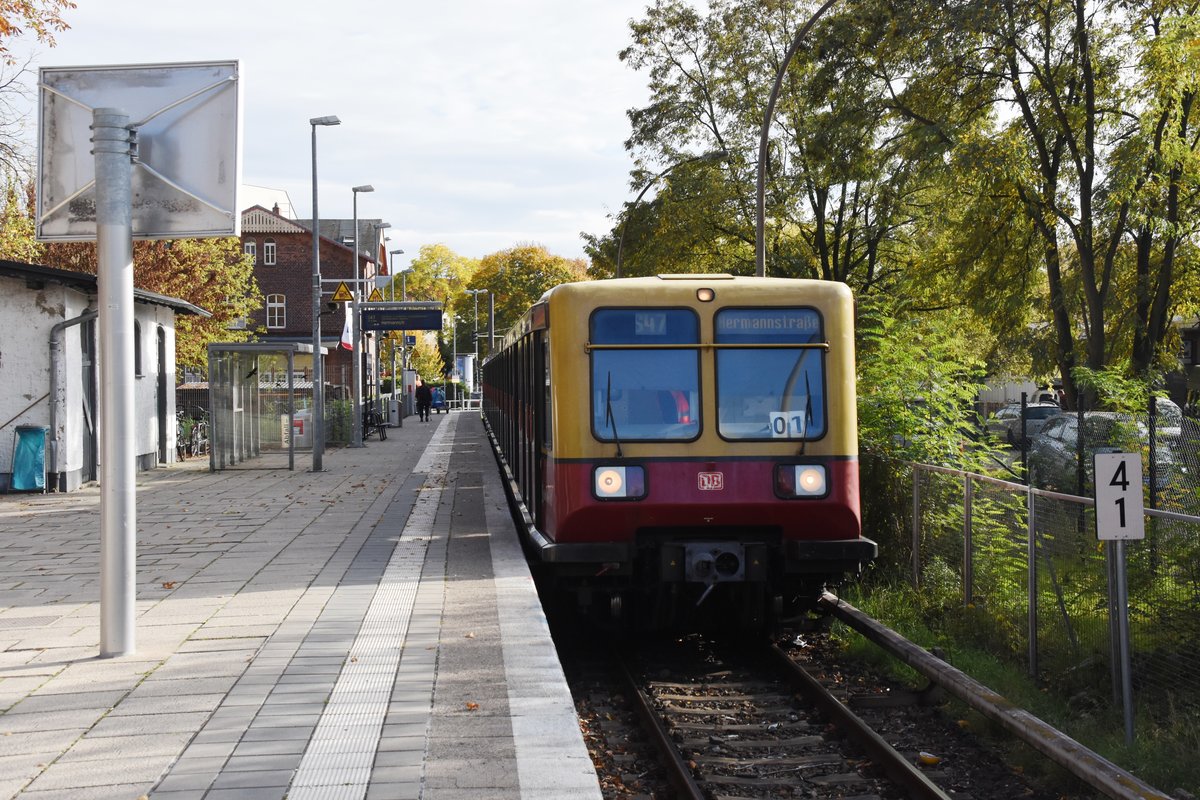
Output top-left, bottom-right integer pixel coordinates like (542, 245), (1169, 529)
(11, 425), (48, 492)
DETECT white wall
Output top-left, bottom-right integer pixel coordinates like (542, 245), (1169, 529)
(0, 271), (182, 487)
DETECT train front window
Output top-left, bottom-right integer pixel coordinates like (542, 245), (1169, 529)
(716, 308), (826, 440)
(590, 308), (700, 441)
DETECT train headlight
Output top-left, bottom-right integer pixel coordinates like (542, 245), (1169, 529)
(776, 464), (828, 498)
(594, 465), (646, 500)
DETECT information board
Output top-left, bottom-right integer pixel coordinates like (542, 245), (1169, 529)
(360, 302), (443, 332)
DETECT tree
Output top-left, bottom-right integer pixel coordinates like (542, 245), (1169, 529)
(0, 0), (73, 62)
(469, 244), (589, 346)
(408, 334), (445, 384)
(903, 0), (1200, 403)
(43, 237), (259, 376)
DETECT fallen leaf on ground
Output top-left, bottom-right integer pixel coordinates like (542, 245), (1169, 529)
(466, 701), (479, 711)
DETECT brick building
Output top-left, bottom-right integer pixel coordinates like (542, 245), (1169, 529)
(239, 205), (390, 397)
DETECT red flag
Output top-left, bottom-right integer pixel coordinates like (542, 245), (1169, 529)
(339, 311), (353, 351)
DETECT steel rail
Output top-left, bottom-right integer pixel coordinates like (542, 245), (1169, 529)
(819, 591), (1173, 800)
(767, 642), (953, 800)
(615, 655), (707, 800)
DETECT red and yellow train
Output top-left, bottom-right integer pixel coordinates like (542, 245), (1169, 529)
(481, 275), (874, 626)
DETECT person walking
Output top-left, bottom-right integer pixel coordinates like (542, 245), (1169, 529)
(415, 380), (433, 422)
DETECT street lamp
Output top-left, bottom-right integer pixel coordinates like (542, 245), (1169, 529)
(755, 0), (839, 276)
(309, 114), (340, 472)
(388, 247), (406, 426)
(465, 288), (488, 404)
(371, 222), (391, 415)
(615, 149), (727, 279)
(349, 184), (374, 447)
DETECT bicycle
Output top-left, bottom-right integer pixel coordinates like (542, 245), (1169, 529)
(363, 403), (388, 441)
(176, 410), (189, 460)
(189, 408), (210, 457)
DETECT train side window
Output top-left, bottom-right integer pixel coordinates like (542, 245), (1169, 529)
(590, 308), (700, 442)
(715, 307), (826, 440)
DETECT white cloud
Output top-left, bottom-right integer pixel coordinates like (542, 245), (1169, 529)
(15, 0), (653, 268)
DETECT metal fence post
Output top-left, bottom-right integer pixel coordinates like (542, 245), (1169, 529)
(912, 465), (921, 587)
(1027, 484), (1039, 678)
(964, 473), (974, 605)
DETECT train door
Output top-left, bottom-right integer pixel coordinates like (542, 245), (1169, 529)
(533, 330), (547, 531)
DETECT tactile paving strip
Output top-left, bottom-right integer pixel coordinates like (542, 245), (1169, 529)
(288, 421), (455, 799)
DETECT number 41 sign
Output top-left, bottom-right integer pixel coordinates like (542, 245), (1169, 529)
(1093, 453), (1145, 541)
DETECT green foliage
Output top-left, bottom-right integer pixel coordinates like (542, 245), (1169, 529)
(0, 179), (41, 261)
(469, 244), (589, 348)
(605, 0), (1200, 403)
(855, 293), (991, 469)
(409, 335), (446, 384)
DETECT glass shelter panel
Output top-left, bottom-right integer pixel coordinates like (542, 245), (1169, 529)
(715, 308), (826, 440)
(590, 309), (700, 441)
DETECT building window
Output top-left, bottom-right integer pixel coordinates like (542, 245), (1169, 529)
(263, 238), (277, 266)
(244, 239), (257, 263)
(266, 294), (286, 329)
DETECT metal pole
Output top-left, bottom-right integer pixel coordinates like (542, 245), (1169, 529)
(350, 189), (363, 447)
(94, 108), (136, 657)
(964, 474), (974, 606)
(309, 116), (339, 471)
(911, 465), (921, 587)
(1114, 540), (1136, 746)
(1027, 485), (1038, 678)
(488, 292), (495, 352)
(755, 0), (839, 277)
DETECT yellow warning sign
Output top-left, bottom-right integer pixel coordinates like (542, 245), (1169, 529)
(330, 282), (353, 302)
(368, 288), (383, 302)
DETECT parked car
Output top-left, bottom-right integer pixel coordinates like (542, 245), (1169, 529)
(1028, 412), (1177, 493)
(985, 402), (1061, 446)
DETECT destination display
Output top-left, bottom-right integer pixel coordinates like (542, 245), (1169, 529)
(360, 302), (443, 332)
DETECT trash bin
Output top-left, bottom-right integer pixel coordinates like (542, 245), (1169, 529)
(10, 425), (48, 492)
(292, 409), (313, 449)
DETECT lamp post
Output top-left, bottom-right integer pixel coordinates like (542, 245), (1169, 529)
(465, 288), (488, 402)
(309, 114), (340, 472)
(388, 247), (405, 426)
(371, 223), (390, 417)
(615, 149), (727, 278)
(755, 0), (839, 277)
(349, 184), (373, 447)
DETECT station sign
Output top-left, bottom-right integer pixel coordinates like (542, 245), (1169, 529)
(360, 301), (443, 332)
(1094, 452), (1145, 541)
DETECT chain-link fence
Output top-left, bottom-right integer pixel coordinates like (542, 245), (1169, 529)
(909, 462), (1200, 741)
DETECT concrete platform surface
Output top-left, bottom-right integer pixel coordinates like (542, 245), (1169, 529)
(0, 412), (601, 799)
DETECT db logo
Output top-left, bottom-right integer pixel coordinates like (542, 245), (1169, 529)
(698, 472), (724, 491)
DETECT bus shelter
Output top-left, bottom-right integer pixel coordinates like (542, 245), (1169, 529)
(206, 342), (324, 471)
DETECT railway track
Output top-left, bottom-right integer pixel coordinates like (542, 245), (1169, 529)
(561, 621), (1101, 799)
(616, 634), (949, 800)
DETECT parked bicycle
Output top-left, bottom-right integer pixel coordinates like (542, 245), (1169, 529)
(190, 413), (209, 456)
(363, 402), (387, 441)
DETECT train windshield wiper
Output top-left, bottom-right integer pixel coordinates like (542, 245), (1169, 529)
(604, 371), (623, 458)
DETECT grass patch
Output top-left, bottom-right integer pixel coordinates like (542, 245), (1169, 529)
(837, 583), (1200, 796)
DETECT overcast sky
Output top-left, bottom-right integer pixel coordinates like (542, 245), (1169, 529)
(13, 0), (654, 270)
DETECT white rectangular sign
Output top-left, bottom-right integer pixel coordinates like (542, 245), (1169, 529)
(1094, 452), (1145, 541)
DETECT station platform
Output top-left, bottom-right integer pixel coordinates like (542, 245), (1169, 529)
(0, 412), (601, 799)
